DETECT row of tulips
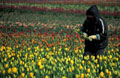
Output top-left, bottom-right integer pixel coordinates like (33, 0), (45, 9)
(1, 0), (120, 6)
(0, 4), (120, 16)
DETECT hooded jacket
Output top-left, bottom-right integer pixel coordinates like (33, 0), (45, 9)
(81, 5), (108, 50)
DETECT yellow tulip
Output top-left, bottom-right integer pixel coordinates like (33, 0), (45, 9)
(109, 55), (112, 59)
(16, 45), (19, 48)
(91, 64), (94, 68)
(24, 63), (27, 68)
(97, 55), (99, 59)
(115, 58), (118, 62)
(21, 73), (25, 77)
(29, 66), (32, 71)
(61, 67), (63, 71)
(69, 68), (72, 72)
(91, 55), (95, 60)
(75, 49), (78, 53)
(79, 65), (83, 70)
(82, 60), (84, 64)
(61, 76), (67, 78)
(12, 50), (15, 53)
(48, 71), (51, 74)
(39, 65), (44, 69)
(94, 59), (98, 63)
(87, 68), (90, 73)
(21, 67), (24, 72)
(55, 51), (57, 55)
(111, 49), (114, 52)
(86, 55), (89, 59)
(108, 71), (111, 76)
(38, 61), (42, 66)
(27, 68), (29, 72)
(12, 67), (18, 73)
(20, 61), (23, 65)
(80, 73), (84, 78)
(8, 68), (11, 74)
(106, 69), (109, 74)
(70, 60), (74, 64)
(88, 61), (91, 65)
(8, 54), (11, 58)
(58, 51), (61, 55)
(97, 64), (99, 68)
(116, 48), (119, 51)
(29, 72), (33, 78)
(71, 66), (74, 71)
(5, 64), (8, 68)
(76, 74), (80, 78)
(108, 50), (110, 54)
(27, 47), (31, 50)
(99, 56), (103, 61)
(4, 58), (7, 62)
(40, 48), (43, 52)
(103, 56), (107, 60)
(2, 70), (5, 74)
(114, 70), (117, 75)
(46, 48), (49, 51)
(93, 69), (96, 73)
(45, 75), (49, 78)
(100, 72), (104, 78)
(86, 73), (90, 77)
(79, 50), (81, 53)
(53, 47), (55, 51)
(53, 67), (56, 71)
(112, 63), (115, 67)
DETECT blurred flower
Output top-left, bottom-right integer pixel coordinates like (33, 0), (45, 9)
(70, 60), (74, 64)
(106, 69), (109, 74)
(100, 72), (105, 78)
(2, 70), (5, 74)
(62, 76), (67, 78)
(39, 65), (44, 70)
(21, 73), (25, 77)
(5, 64), (8, 68)
(12, 67), (18, 73)
(87, 68), (90, 73)
(80, 73), (84, 78)
(79, 65), (83, 70)
(76, 74), (80, 78)
(82, 60), (85, 64)
(8, 68), (11, 74)
(29, 72), (34, 78)
(41, 48), (44, 52)
(45, 75), (49, 78)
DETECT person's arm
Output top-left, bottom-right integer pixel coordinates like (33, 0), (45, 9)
(88, 18), (108, 41)
(96, 18), (108, 40)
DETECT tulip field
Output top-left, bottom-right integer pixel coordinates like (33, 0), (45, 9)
(0, 3), (120, 78)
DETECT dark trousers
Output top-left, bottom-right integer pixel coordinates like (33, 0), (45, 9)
(83, 47), (105, 74)
(83, 47), (104, 59)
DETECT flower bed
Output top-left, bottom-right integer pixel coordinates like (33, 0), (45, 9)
(0, 19), (120, 78)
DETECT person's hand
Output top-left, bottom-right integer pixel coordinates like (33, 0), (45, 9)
(88, 35), (97, 41)
(83, 33), (88, 39)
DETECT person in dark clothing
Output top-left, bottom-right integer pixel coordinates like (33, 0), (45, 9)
(80, 5), (108, 58)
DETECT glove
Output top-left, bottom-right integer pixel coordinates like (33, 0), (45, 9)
(88, 35), (97, 41)
(83, 33), (88, 39)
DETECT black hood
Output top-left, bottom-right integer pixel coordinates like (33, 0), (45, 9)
(86, 5), (100, 22)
